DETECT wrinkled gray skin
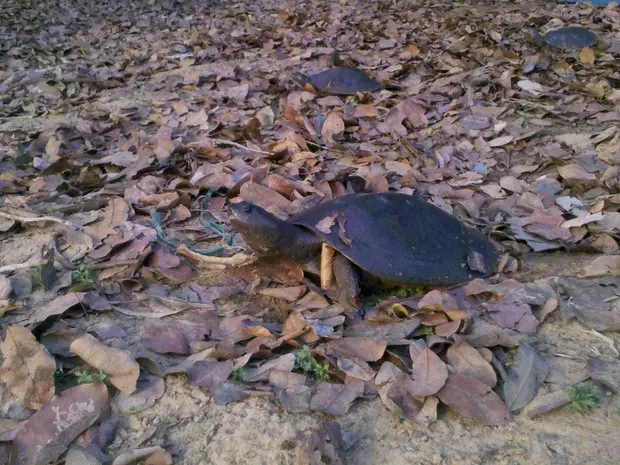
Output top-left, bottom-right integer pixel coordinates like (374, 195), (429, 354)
(228, 201), (363, 316)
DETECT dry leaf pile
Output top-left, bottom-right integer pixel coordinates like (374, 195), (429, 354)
(1, 0), (620, 463)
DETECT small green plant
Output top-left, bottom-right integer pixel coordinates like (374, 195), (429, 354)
(231, 367), (244, 381)
(72, 265), (95, 285)
(420, 326), (435, 337)
(294, 345), (330, 381)
(74, 369), (108, 385)
(30, 267), (43, 289)
(563, 385), (602, 413)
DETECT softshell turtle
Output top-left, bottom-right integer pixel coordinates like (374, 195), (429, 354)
(229, 192), (499, 316)
(543, 26), (597, 49)
(296, 66), (382, 95)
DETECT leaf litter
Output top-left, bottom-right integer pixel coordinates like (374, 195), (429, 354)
(0, 0), (619, 462)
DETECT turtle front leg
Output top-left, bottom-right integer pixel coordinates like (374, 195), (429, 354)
(332, 253), (366, 319)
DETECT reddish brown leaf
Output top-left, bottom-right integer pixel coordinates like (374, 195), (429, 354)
(446, 343), (497, 388)
(406, 347), (448, 396)
(143, 325), (190, 355)
(11, 383), (109, 465)
(436, 374), (510, 426)
(320, 111), (345, 142)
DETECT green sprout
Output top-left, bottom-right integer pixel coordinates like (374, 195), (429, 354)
(294, 345), (330, 381)
(563, 385), (602, 413)
(74, 369), (109, 385)
(72, 265), (95, 285)
(420, 326), (435, 337)
(231, 367), (244, 381)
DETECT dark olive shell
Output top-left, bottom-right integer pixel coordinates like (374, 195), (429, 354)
(543, 26), (597, 49)
(289, 193), (499, 286)
(299, 66), (382, 95)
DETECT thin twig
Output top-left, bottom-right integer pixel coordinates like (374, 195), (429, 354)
(88, 259), (142, 270)
(0, 211), (83, 231)
(209, 138), (273, 155)
(176, 243), (256, 267)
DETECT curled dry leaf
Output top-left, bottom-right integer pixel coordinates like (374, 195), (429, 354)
(310, 379), (365, 415)
(418, 290), (466, 321)
(187, 360), (234, 389)
(446, 342), (497, 388)
(453, 319), (523, 348)
(24, 291), (111, 326)
(241, 353), (295, 382)
(406, 347), (448, 397)
(321, 111), (345, 142)
(111, 447), (166, 465)
(258, 285), (307, 301)
(142, 325), (190, 355)
(11, 383), (109, 465)
(437, 374), (510, 426)
(70, 334), (140, 394)
(0, 325), (56, 410)
(112, 375), (166, 414)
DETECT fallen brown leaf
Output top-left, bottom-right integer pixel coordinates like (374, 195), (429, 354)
(11, 383), (109, 465)
(446, 342), (497, 388)
(143, 325), (190, 355)
(0, 325), (56, 409)
(437, 374), (510, 426)
(70, 333), (140, 394)
(406, 347), (448, 396)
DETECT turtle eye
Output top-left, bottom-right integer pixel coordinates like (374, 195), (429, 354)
(243, 204), (252, 214)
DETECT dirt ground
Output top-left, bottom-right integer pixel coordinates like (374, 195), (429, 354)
(2, 0), (620, 464)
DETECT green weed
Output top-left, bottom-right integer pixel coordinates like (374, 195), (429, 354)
(74, 369), (109, 385)
(294, 345), (330, 381)
(563, 385), (602, 413)
(72, 264), (95, 284)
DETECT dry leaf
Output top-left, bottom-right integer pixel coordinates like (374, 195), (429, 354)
(446, 343), (497, 388)
(579, 47), (595, 64)
(11, 383), (109, 465)
(436, 374), (510, 426)
(321, 112), (345, 142)
(70, 334), (140, 394)
(142, 325), (190, 355)
(407, 347), (448, 396)
(0, 326), (56, 410)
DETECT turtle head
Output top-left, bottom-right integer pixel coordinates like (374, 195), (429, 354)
(228, 201), (289, 254)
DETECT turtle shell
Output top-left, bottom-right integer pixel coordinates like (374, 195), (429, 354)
(543, 26), (597, 49)
(288, 193), (499, 286)
(300, 66), (382, 95)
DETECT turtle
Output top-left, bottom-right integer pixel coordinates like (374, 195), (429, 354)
(543, 26), (597, 49)
(228, 192), (500, 317)
(296, 66), (383, 95)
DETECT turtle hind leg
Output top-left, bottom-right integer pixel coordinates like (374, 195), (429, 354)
(332, 253), (366, 319)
